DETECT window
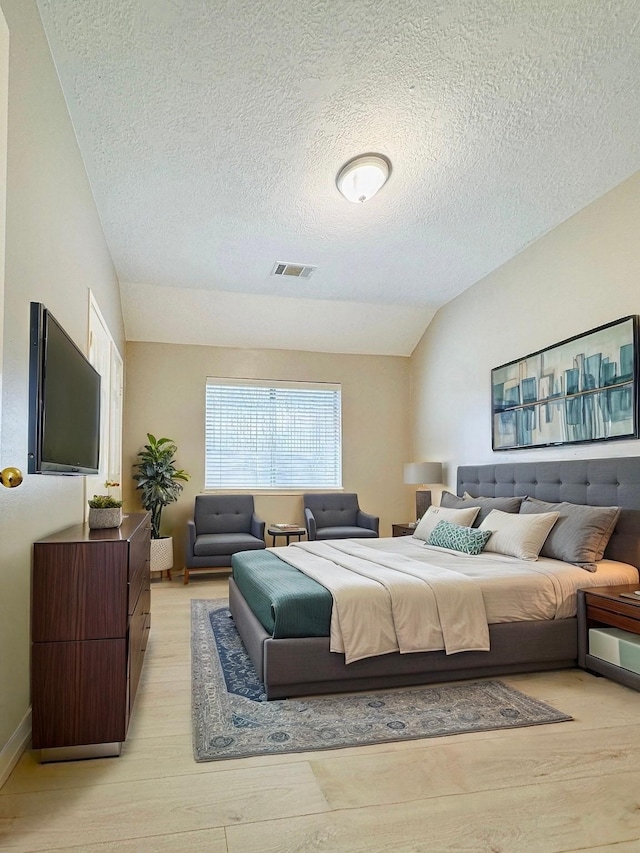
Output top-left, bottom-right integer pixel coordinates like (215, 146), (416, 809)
(205, 378), (342, 489)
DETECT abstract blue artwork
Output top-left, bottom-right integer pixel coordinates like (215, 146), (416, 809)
(492, 316), (638, 450)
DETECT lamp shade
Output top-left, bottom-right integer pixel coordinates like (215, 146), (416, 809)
(336, 154), (391, 203)
(403, 462), (443, 485)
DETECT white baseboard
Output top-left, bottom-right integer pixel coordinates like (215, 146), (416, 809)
(0, 707), (31, 789)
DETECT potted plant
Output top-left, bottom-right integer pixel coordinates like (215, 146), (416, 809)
(133, 433), (190, 576)
(88, 494), (123, 529)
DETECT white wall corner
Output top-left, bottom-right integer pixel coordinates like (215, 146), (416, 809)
(0, 707), (31, 789)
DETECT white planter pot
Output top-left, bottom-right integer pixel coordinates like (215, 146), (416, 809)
(150, 536), (174, 575)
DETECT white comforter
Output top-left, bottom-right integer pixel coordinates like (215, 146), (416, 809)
(272, 537), (638, 665)
(276, 540), (490, 663)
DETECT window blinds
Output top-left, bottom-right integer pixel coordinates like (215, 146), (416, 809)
(205, 379), (342, 489)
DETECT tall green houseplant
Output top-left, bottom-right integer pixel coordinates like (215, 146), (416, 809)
(133, 434), (190, 539)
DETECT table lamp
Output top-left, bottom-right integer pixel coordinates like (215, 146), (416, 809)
(403, 461), (443, 521)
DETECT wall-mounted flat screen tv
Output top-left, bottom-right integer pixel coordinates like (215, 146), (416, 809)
(28, 302), (101, 475)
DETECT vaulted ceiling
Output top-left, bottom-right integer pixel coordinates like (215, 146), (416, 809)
(37, 0), (640, 355)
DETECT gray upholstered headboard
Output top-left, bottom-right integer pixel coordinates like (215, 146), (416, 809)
(457, 457), (640, 570)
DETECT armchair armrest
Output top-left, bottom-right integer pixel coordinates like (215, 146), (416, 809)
(251, 513), (265, 540)
(186, 519), (197, 564)
(357, 510), (379, 535)
(304, 507), (317, 541)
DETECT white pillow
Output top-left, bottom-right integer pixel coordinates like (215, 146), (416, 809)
(479, 509), (560, 561)
(413, 505), (480, 541)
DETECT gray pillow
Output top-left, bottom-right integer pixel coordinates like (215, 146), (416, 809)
(440, 491), (524, 527)
(519, 497), (621, 571)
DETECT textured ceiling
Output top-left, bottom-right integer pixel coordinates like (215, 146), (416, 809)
(37, 0), (640, 355)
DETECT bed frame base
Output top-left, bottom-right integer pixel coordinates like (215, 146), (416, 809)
(229, 578), (577, 699)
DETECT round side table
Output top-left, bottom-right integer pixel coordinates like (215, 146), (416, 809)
(267, 525), (306, 546)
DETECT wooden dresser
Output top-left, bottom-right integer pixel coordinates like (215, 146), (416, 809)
(31, 513), (151, 761)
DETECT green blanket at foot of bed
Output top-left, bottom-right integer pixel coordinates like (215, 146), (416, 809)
(231, 550), (332, 638)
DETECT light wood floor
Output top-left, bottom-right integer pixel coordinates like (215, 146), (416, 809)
(2, 574), (640, 852)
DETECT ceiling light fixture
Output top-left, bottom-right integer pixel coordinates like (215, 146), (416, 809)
(336, 153), (391, 204)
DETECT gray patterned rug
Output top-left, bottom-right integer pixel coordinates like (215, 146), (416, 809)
(191, 599), (572, 762)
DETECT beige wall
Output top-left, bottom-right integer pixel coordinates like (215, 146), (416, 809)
(410, 170), (640, 493)
(123, 342), (413, 567)
(0, 0), (123, 759)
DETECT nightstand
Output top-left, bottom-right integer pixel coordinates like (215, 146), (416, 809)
(577, 585), (640, 692)
(392, 523), (417, 537)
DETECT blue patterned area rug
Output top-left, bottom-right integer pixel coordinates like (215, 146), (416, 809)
(191, 599), (572, 762)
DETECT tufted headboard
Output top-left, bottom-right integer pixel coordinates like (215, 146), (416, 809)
(457, 456), (640, 570)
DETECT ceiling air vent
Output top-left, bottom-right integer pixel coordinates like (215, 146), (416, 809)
(271, 262), (316, 279)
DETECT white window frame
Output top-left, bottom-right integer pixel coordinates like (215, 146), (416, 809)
(205, 377), (342, 491)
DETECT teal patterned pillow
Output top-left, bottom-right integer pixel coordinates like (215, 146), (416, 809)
(427, 519), (492, 555)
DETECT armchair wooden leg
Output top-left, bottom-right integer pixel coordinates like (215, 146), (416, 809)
(167, 568), (172, 581)
(183, 568), (189, 585)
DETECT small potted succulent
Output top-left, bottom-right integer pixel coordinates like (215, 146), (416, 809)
(88, 494), (123, 529)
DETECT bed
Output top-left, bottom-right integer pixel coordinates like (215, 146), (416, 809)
(229, 456), (640, 698)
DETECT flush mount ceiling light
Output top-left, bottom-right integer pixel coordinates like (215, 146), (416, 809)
(336, 153), (391, 203)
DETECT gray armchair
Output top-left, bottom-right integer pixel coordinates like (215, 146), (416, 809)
(303, 493), (379, 541)
(184, 494), (265, 583)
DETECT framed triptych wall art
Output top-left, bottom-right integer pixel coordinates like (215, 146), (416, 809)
(491, 316), (639, 451)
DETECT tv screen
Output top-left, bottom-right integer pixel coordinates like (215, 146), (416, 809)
(28, 302), (101, 475)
